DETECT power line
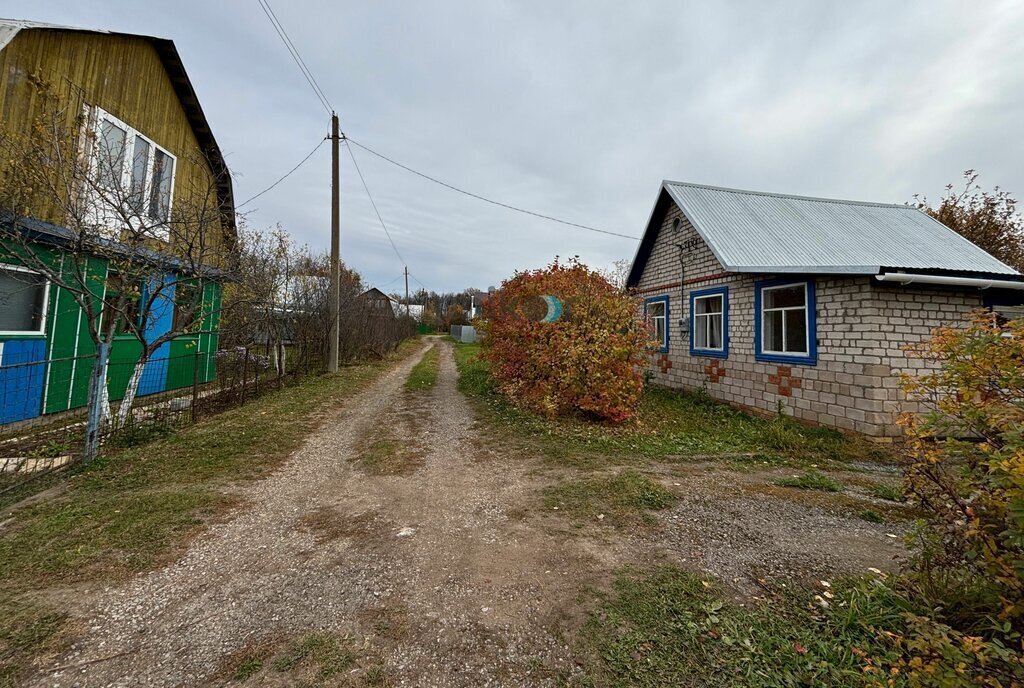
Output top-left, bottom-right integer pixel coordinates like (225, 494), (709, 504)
(346, 138), (639, 241)
(345, 140), (407, 268)
(237, 137), (326, 208)
(257, 0), (333, 115)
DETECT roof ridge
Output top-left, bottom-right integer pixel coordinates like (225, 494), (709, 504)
(662, 179), (915, 210)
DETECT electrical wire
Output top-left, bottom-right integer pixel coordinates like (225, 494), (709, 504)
(345, 138), (639, 241)
(345, 141), (406, 267)
(237, 137), (326, 208)
(257, 0), (333, 115)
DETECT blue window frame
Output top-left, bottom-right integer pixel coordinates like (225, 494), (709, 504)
(689, 286), (728, 358)
(644, 295), (669, 353)
(754, 278), (817, 365)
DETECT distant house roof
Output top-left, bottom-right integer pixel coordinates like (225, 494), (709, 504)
(0, 18), (235, 236)
(626, 180), (1019, 288)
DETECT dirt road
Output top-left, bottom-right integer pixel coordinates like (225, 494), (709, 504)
(35, 340), (596, 687)
(33, 339), (905, 686)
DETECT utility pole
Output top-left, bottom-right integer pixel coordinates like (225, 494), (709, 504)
(328, 113), (340, 373)
(404, 266), (410, 317)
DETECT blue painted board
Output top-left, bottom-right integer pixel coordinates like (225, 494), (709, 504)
(0, 339), (46, 424)
(138, 274), (175, 396)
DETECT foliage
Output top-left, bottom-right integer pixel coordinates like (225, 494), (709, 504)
(916, 170), (1024, 272)
(453, 340), (890, 469)
(775, 470), (843, 492)
(220, 226), (415, 369)
(477, 258), (649, 423)
(898, 310), (1024, 673)
(585, 565), (1023, 687)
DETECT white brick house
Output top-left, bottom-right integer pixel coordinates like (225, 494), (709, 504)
(627, 181), (1024, 438)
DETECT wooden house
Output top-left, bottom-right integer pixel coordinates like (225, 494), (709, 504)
(0, 19), (234, 424)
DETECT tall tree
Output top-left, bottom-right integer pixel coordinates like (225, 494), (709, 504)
(916, 170), (1024, 272)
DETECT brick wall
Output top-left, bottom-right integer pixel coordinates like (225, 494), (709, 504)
(635, 201), (983, 438)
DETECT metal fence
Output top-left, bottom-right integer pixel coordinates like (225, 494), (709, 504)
(0, 344), (318, 497)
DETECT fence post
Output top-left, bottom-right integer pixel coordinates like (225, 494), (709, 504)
(83, 342), (109, 462)
(191, 348), (200, 424)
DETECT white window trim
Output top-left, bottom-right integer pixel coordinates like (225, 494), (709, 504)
(0, 264), (50, 337)
(760, 282), (810, 356)
(693, 293), (724, 352)
(89, 107), (177, 240)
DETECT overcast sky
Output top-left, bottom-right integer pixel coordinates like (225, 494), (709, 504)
(17, 1), (1024, 293)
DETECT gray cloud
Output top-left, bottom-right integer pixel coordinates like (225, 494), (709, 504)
(19, 0), (1024, 292)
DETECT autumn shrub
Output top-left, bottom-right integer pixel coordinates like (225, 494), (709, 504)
(477, 258), (649, 422)
(895, 310), (1024, 683)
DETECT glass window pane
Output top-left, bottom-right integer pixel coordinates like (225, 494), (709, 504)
(0, 269), (46, 332)
(764, 284), (805, 309)
(707, 313), (722, 349)
(654, 317), (665, 344)
(149, 150), (174, 223)
(695, 314), (707, 349)
(763, 310), (784, 351)
(130, 136), (151, 210)
(97, 119), (127, 189)
(784, 310), (808, 353)
(696, 295), (722, 315)
(648, 302), (664, 319)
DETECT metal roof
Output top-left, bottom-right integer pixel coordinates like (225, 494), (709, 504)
(0, 18), (235, 238)
(626, 181), (1019, 287)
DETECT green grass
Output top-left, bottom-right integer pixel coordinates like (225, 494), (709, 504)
(858, 508), (885, 523)
(870, 482), (905, 502)
(543, 470), (675, 524)
(451, 342), (890, 470)
(271, 633), (354, 678)
(405, 344), (440, 391)
(775, 470), (843, 492)
(583, 565), (916, 687)
(0, 340), (418, 685)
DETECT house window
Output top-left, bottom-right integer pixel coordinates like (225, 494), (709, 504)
(90, 108), (176, 237)
(0, 265), (49, 335)
(689, 286), (728, 358)
(645, 295), (669, 352)
(755, 279), (817, 365)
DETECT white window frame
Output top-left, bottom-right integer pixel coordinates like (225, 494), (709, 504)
(645, 296), (668, 352)
(760, 281), (810, 356)
(692, 293), (724, 352)
(0, 264), (50, 337)
(88, 107), (177, 240)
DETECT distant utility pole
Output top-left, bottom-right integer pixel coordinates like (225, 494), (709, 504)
(404, 266), (410, 317)
(328, 112), (341, 373)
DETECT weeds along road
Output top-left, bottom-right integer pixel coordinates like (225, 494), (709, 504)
(34, 338), (595, 687)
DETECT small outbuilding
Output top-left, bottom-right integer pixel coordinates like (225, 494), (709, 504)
(626, 180), (1024, 439)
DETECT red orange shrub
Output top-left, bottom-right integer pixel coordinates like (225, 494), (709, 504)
(477, 258), (649, 422)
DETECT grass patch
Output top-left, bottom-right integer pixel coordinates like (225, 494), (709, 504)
(451, 342), (891, 471)
(0, 340), (419, 685)
(404, 344), (440, 391)
(354, 438), (423, 475)
(543, 470), (675, 523)
(870, 482), (905, 502)
(583, 565), (917, 687)
(859, 508), (885, 523)
(775, 470), (842, 492)
(271, 632), (355, 678)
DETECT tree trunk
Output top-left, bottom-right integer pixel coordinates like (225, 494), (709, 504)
(83, 342), (111, 462)
(114, 357), (148, 430)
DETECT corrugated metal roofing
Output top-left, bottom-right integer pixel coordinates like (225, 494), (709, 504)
(650, 181), (1018, 277)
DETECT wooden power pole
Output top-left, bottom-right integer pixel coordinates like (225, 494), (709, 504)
(328, 113), (340, 372)
(404, 266), (410, 317)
